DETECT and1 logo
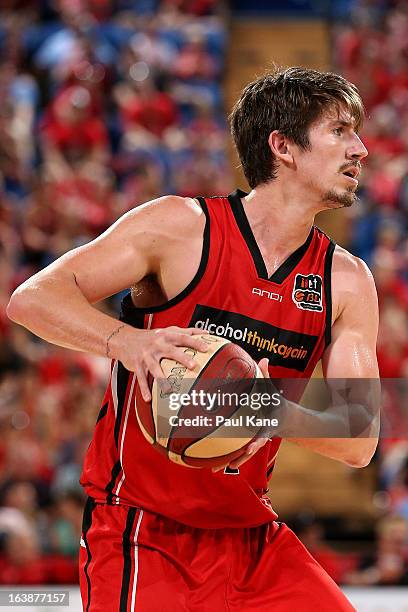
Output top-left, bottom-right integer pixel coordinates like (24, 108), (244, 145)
(292, 274), (323, 312)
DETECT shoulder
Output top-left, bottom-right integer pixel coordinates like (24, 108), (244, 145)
(115, 195), (206, 240)
(332, 245), (374, 279)
(331, 245), (378, 322)
(92, 195), (207, 265)
(125, 195), (205, 227)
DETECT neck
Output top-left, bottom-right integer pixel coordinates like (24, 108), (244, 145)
(241, 180), (317, 250)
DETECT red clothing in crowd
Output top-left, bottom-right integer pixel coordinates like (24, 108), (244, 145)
(377, 344), (408, 378)
(0, 555), (78, 585)
(42, 116), (108, 157)
(121, 92), (178, 137)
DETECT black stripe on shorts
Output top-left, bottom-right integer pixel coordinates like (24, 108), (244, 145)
(119, 507), (137, 612)
(82, 497), (96, 612)
(105, 459), (123, 505)
(114, 363), (131, 448)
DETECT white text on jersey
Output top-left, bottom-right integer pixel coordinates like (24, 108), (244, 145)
(252, 288), (283, 302)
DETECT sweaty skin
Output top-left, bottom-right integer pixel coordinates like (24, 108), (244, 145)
(7, 105), (379, 470)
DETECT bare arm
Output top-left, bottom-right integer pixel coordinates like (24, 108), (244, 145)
(285, 249), (380, 467)
(7, 196), (210, 399)
(221, 248), (380, 472)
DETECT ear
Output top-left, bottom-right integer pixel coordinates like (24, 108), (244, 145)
(268, 130), (294, 165)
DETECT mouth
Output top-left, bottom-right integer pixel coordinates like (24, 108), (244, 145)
(341, 167), (360, 185)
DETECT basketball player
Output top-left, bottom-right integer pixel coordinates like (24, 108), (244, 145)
(7, 67), (379, 611)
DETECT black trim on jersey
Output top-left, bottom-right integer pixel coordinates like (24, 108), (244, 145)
(119, 197), (210, 323)
(119, 306), (145, 328)
(267, 464), (275, 478)
(105, 460), (122, 504)
(228, 189), (267, 278)
(228, 189), (314, 284)
(82, 497), (96, 612)
(271, 228), (314, 283)
(324, 240), (336, 348)
(119, 508), (137, 612)
(114, 363), (131, 448)
(105, 362), (131, 503)
(96, 401), (108, 424)
(224, 465), (240, 475)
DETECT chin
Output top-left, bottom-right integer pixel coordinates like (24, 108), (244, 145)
(322, 188), (357, 209)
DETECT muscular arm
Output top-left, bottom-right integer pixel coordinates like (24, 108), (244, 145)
(7, 196), (209, 398)
(225, 248), (380, 473)
(288, 248), (380, 467)
(8, 206), (152, 355)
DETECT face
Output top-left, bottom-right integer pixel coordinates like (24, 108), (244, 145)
(294, 106), (368, 210)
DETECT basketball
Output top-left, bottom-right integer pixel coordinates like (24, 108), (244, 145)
(135, 334), (264, 469)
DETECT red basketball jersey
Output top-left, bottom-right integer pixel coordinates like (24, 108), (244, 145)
(80, 190), (336, 528)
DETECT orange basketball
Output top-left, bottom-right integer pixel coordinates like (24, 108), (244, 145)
(135, 335), (264, 469)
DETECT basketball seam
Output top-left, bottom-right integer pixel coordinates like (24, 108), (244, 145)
(166, 344), (258, 465)
(165, 342), (229, 456)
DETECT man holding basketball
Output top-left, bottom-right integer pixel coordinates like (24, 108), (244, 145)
(8, 67), (379, 611)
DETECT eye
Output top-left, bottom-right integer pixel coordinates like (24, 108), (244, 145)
(333, 127), (343, 136)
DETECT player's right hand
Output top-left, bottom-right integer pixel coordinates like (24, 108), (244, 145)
(117, 326), (210, 401)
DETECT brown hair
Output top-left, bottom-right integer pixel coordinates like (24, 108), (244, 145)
(230, 66), (364, 189)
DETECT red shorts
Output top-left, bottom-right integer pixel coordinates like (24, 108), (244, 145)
(79, 498), (355, 611)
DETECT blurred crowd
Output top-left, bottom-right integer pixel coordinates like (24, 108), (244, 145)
(0, 0), (230, 584)
(328, 0), (408, 586)
(335, 0), (408, 380)
(0, 0), (407, 589)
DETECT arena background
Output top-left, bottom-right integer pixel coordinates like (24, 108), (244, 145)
(0, 0), (407, 610)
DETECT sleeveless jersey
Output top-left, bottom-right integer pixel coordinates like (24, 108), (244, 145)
(80, 189), (336, 529)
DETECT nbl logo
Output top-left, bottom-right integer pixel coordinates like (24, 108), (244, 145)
(292, 274), (323, 312)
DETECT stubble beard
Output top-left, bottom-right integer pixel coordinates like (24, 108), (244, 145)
(322, 187), (357, 209)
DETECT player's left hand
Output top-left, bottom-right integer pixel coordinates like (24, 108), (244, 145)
(212, 358), (272, 473)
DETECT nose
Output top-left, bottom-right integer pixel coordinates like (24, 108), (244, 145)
(347, 133), (368, 161)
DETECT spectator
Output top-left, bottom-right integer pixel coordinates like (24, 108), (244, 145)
(345, 516), (408, 586)
(172, 32), (218, 81)
(115, 76), (178, 141)
(50, 491), (85, 558)
(128, 20), (177, 74)
(0, 528), (78, 585)
(294, 517), (356, 584)
(40, 85), (110, 174)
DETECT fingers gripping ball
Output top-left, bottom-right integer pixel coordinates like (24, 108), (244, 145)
(135, 334), (264, 469)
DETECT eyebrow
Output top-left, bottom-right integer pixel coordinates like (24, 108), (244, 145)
(330, 119), (355, 128)
(329, 117), (361, 134)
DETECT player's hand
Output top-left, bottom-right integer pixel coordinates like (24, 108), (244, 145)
(212, 358), (272, 473)
(118, 326), (210, 401)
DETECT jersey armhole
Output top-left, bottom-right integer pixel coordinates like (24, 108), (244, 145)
(324, 240), (336, 348)
(121, 196), (210, 318)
